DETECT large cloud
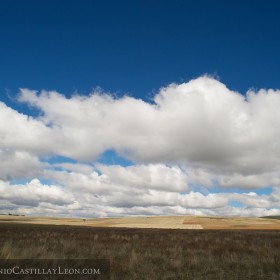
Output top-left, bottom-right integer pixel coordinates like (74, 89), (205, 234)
(17, 76), (280, 175)
(1, 76), (280, 217)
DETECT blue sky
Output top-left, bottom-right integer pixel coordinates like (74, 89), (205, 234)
(1, 0), (280, 217)
(1, 0), (280, 101)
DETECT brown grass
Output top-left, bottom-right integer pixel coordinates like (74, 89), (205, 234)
(1, 223), (280, 279)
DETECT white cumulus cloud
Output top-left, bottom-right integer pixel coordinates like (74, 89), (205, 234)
(16, 76), (280, 176)
(1, 76), (280, 217)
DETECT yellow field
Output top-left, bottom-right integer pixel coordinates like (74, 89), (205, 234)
(1, 215), (280, 230)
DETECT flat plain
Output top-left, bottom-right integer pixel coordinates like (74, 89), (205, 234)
(1, 214), (280, 230)
(1, 215), (280, 279)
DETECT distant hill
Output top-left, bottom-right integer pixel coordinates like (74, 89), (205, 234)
(261, 216), (280, 220)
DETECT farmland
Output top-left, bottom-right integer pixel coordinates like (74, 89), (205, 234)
(1, 214), (280, 230)
(1, 216), (280, 279)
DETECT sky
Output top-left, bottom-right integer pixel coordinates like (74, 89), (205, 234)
(1, 0), (280, 217)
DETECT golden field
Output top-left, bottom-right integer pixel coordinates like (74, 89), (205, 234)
(1, 214), (280, 230)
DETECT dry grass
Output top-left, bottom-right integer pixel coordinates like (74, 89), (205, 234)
(183, 216), (280, 230)
(2, 215), (280, 230)
(1, 223), (280, 279)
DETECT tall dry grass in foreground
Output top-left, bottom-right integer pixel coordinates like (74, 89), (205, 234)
(0, 223), (280, 279)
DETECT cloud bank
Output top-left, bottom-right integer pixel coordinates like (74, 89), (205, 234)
(1, 76), (280, 217)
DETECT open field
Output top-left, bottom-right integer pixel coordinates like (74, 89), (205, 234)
(1, 215), (280, 230)
(0, 223), (280, 279)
